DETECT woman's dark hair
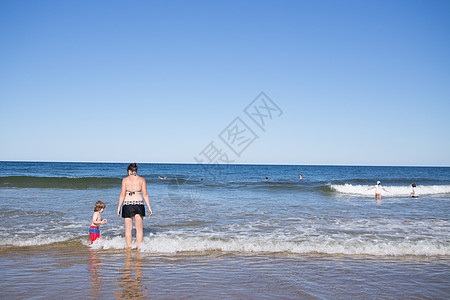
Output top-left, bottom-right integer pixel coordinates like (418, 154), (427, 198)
(127, 163), (138, 173)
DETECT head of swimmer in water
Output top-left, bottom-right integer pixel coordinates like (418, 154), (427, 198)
(127, 163), (138, 176)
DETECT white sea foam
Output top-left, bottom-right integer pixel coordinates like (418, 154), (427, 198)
(90, 232), (449, 256)
(2, 224), (448, 257)
(330, 184), (450, 197)
(0, 235), (70, 247)
(90, 235), (128, 250)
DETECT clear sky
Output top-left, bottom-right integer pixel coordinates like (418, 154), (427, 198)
(1, 0), (449, 166)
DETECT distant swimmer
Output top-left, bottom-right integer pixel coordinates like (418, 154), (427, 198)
(411, 183), (418, 198)
(299, 174), (303, 180)
(368, 181), (388, 201)
(265, 177), (269, 181)
(158, 176), (167, 180)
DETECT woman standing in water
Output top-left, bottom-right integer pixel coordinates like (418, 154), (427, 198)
(117, 163), (152, 248)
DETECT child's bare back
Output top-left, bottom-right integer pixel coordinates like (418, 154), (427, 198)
(91, 211), (107, 227)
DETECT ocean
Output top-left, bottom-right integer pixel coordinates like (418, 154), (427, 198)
(0, 161), (449, 298)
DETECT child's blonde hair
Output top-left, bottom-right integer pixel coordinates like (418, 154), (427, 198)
(94, 201), (106, 212)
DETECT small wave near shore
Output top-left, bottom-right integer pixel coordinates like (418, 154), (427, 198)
(89, 234), (449, 256)
(327, 184), (450, 197)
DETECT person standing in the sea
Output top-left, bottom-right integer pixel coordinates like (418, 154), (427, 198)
(411, 183), (418, 198)
(368, 181), (388, 201)
(89, 201), (107, 244)
(117, 163), (152, 249)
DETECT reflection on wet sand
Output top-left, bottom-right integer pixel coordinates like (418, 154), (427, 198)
(88, 251), (102, 299)
(115, 250), (148, 299)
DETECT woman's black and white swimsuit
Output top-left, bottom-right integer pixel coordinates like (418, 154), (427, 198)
(121, 190), (145, 218)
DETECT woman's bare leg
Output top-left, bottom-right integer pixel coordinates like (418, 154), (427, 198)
(135, 214), (144, 248)
(124, 217), (133, 248)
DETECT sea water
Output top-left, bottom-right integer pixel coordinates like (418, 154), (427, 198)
(0, 162), (449, 298)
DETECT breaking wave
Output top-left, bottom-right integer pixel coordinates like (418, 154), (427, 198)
(0, 176), (121, 189)
(90, 234), (449, 256)
(327, 184), (450, 197)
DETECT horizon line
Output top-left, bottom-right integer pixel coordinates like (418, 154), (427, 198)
(1, 160), (449, 168)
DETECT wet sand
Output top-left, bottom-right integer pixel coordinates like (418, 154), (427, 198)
(1, 244), (448, 299)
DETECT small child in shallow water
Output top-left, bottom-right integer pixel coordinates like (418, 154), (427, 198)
(89, 201), (107, 244)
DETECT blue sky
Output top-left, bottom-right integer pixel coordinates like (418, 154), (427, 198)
(1, 0), (449, 166)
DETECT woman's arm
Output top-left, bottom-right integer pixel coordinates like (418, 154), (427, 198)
(141, 178), (152, 216)
(117, 178), (127, 216)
